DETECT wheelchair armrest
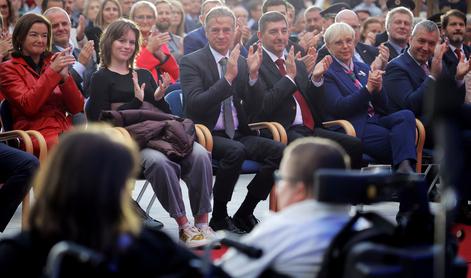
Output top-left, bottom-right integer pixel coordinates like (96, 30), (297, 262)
(415, 119), (426, 173)
(195, 124), (213, 152)
(322, 120), (356, 137)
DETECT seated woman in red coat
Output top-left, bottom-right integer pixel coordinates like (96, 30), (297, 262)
(130, 1), (179, 84)
(0, 13), (84, 150)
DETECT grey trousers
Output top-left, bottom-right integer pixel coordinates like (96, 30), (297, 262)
(140, 142), (213, 218)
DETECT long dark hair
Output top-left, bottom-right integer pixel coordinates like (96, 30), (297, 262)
(29, 125), (141, 254)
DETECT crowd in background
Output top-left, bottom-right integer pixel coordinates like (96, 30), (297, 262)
(1, 0), (471, 277)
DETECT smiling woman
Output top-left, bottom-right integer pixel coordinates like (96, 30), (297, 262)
(0, 13), (84, 151)
(130, 0), (180, 83)
(85, 0), (122, 63)
(86, 19), (215, 249)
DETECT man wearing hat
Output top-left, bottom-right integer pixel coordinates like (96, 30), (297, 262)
(374, 0), (415, 46)
(320, 2), (350, 30)
(353, 0), (383, 17)
(316, 9), (383, 67)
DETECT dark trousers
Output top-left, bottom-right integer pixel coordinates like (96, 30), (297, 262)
(211, 131), (284, 205)
(288, 125), (363, 169)
(362, 110), (417, 167)
(0, 144), (38, 231)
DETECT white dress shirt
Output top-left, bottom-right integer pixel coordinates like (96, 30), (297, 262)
(218, 200), (351, 278)
(209, 46), (240, 131)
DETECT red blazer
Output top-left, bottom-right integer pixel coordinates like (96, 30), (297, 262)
(136, 44), (179, 83)
(0, 55), (84, 149)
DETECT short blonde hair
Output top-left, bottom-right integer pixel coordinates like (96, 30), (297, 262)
(129, 0), (157, 21)
(324, 22), (355, 45)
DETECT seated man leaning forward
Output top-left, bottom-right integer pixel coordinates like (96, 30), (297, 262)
(218, 137), (351, 278)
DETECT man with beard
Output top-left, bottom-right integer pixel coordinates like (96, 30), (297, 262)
(441, 9), (470, 80)
(155, 0), (184, 61)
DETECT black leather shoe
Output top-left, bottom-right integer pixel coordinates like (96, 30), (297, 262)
(133, 200), (164, 230)
(233, 214), (259, 233)
(209, 216), (246, 234)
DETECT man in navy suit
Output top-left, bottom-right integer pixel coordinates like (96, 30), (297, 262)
(44, 7), (97, 125)
(254, 12), (363, 169)
(183, 0), (222, 55)
(180, 7), (284, 234)
(44, 7), (96, 98)
(441, 9), (471, 79)
(383, 20), (470, 123)
(321, 22), (417, 173)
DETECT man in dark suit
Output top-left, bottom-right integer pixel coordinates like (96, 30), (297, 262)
(0, 144), (38, 232)
(245, 0), (305, 56)
(383, 20), (470, 146)
(183, 0), (222, 55)
(441, 9), (471, 79)
(44, 7), (97, 125)
(374, 0), (416, 47)
(381, 6), (413, 61)
(254, 12), (363, 169)
(384, 20), (470, 118)
(180, 7), (284, 234)
(316, 9), (382, 67)
(44, 7), (96, 98)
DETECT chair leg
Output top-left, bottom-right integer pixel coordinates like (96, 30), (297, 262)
(21, 191), (30, 230)
(146, 194), (157, 215)
(136, 180), (149, 203)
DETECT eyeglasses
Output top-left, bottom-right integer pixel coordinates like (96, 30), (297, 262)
(273, 170), (300, 186)
(134, 15), (155, 20)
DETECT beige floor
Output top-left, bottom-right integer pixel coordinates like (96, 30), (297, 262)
(1, 174), (410, 241)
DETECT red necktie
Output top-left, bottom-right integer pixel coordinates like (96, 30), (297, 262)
(275, 59), (315, 130)
(455, 48), (462, 61)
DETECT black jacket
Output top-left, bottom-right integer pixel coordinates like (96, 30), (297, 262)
(256, 49), (325, 129)
(0, 227), (206, 277)
(180, 45), (264, 135)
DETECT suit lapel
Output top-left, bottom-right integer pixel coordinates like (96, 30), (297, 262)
(403, 52), (426, 83)
(332, 60), (357, 95)
(353, 62), (368, 87)
(203, 45), (220, 85)
(385, 42), (399, 59)
(261, 50), (283, 81)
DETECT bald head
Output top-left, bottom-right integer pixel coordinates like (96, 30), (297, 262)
(335, 9), (360, 44)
